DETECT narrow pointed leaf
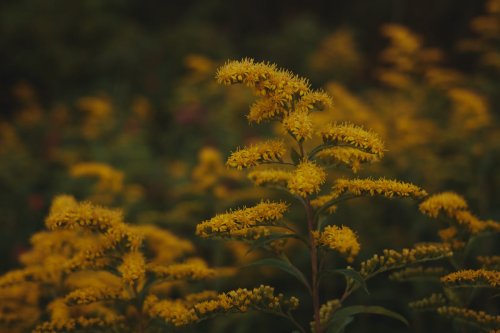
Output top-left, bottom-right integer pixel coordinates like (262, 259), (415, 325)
(243, 258), (311, 291)
(327, 305), (408, 333)
(326, 269), (369, 294)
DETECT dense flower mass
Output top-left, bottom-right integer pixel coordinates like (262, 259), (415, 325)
(441, 269), (500, 288)
(287, 160), (326, 197)
(316, 225), (360, 262)
(320, 122), (385, 158)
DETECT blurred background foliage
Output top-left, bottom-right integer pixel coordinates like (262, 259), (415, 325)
(0, 0), (499, 332)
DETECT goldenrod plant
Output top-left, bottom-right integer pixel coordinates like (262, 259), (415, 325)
(392, 192), (500, 332)
(0, 195), (301, 332)
(195, 58), (453, 333)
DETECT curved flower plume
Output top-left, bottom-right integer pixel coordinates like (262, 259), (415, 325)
(320, 122), (385, 158)
(226, 139), (286, 169)
(196, 201), (289, 240)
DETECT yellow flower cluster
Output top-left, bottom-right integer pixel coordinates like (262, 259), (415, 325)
(282, 110), (313, 141)
(248, 169), (292, 187)
(316, 146), (381, 172)
(194, 285), (299, 316)
(118, 251), (146, 286)
(441, 269), (500, 288)
(33, 316), (122, 333)
(389, 266), (447, 281)
(419, 192), (468, 217)
(360, 243), (452, 278)
(477, 256), (500, 270)
(311, 299), (341, 331)
(437, 306), (500, 328)
(409, 293), (447, 311)
(65, 286), (125, 305)
(145, 285), (299, 327)
(196, 201), (288, 240)
(148, 259), (215, 281)
(316, 225), (360, 262)
(226, 140), (286, 169)
(320, 122), (385, 158)
(420, 192), (500, 234)
(70, 162), (124, 193)
(287, 160), (326, 198)
(327, 177), (427, 200)
(216, 58), (332, 124)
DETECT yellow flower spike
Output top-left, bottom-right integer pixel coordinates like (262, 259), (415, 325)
(282, 110), (313, 141)
(45, 199), (123, 231)
(248, 169), (292, 187)
(70, 162), (124, 193)
(437, 306), (500, 328)
(147, 258), (215, 281)
(226, 139), (286, 169)
(247, 98), (287, 123)
(316, 146), (381, 172)
(360, 243), (452, 278)
(331, 177), (427, 199)
(409, 293), (447, 311)
(441, 269), (500, 288)
(419, 192), (469, 218)
(118, 251), (146, 287)
(65, 286), (125, 306)
(196, 201), (288, 239)
(287, 160), (326, 198)
(316, 225), (360, 262)
(320, 122), (385, 157)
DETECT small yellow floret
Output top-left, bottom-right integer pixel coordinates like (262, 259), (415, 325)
(317, 225), (360, 262)
(287, 160), (326, 198)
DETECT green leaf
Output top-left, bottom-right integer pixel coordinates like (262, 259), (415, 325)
(246, 233), (296, 254)
(243, 258), (311, 292)
(327, 305), (409, 333)
(326, 269), (369, 294)
(290, 148), (301, 164)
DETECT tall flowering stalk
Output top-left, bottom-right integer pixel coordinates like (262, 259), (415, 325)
(196, 58), (452, 333)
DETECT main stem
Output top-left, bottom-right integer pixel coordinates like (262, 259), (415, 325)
(305, 199), (322, 333)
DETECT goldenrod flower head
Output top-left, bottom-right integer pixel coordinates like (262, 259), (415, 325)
(380, 24), (421, 54)
(311, 299), (341, 331)
(144, 296), (198, 327)
(196, 201), (288, 239)
(332, 177), (427, 199)
(248, 98), (287, 123)
(216, 58), (309, 97)
(316, 146), (381, 172)
(317, 225), (360, 262)
(409, 293), (447, 311)
(441, 269), (500, 288)
(70, 162), (124, 193)
(477, 256), (500, 270)
(437, 306), (500, 328)
(148, 258), (215, 281)
(248, 169), (292, 187)
(133, 225), (194, 265)
(34, 316), (122, 333)
(360, 243), (452, 277)
(287, 160), (326, 198)
(320, 122), (385, 157)
(226, 139), (286, 169)
(193, 285), (299, 316)
(447, 88), (490, 130)
(65, 286), (125, 305)
(118, 251), (146, 286)
(295, 91), (333, 113)
(282, 110), (313, 141)
(45, 199), (123, 231)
